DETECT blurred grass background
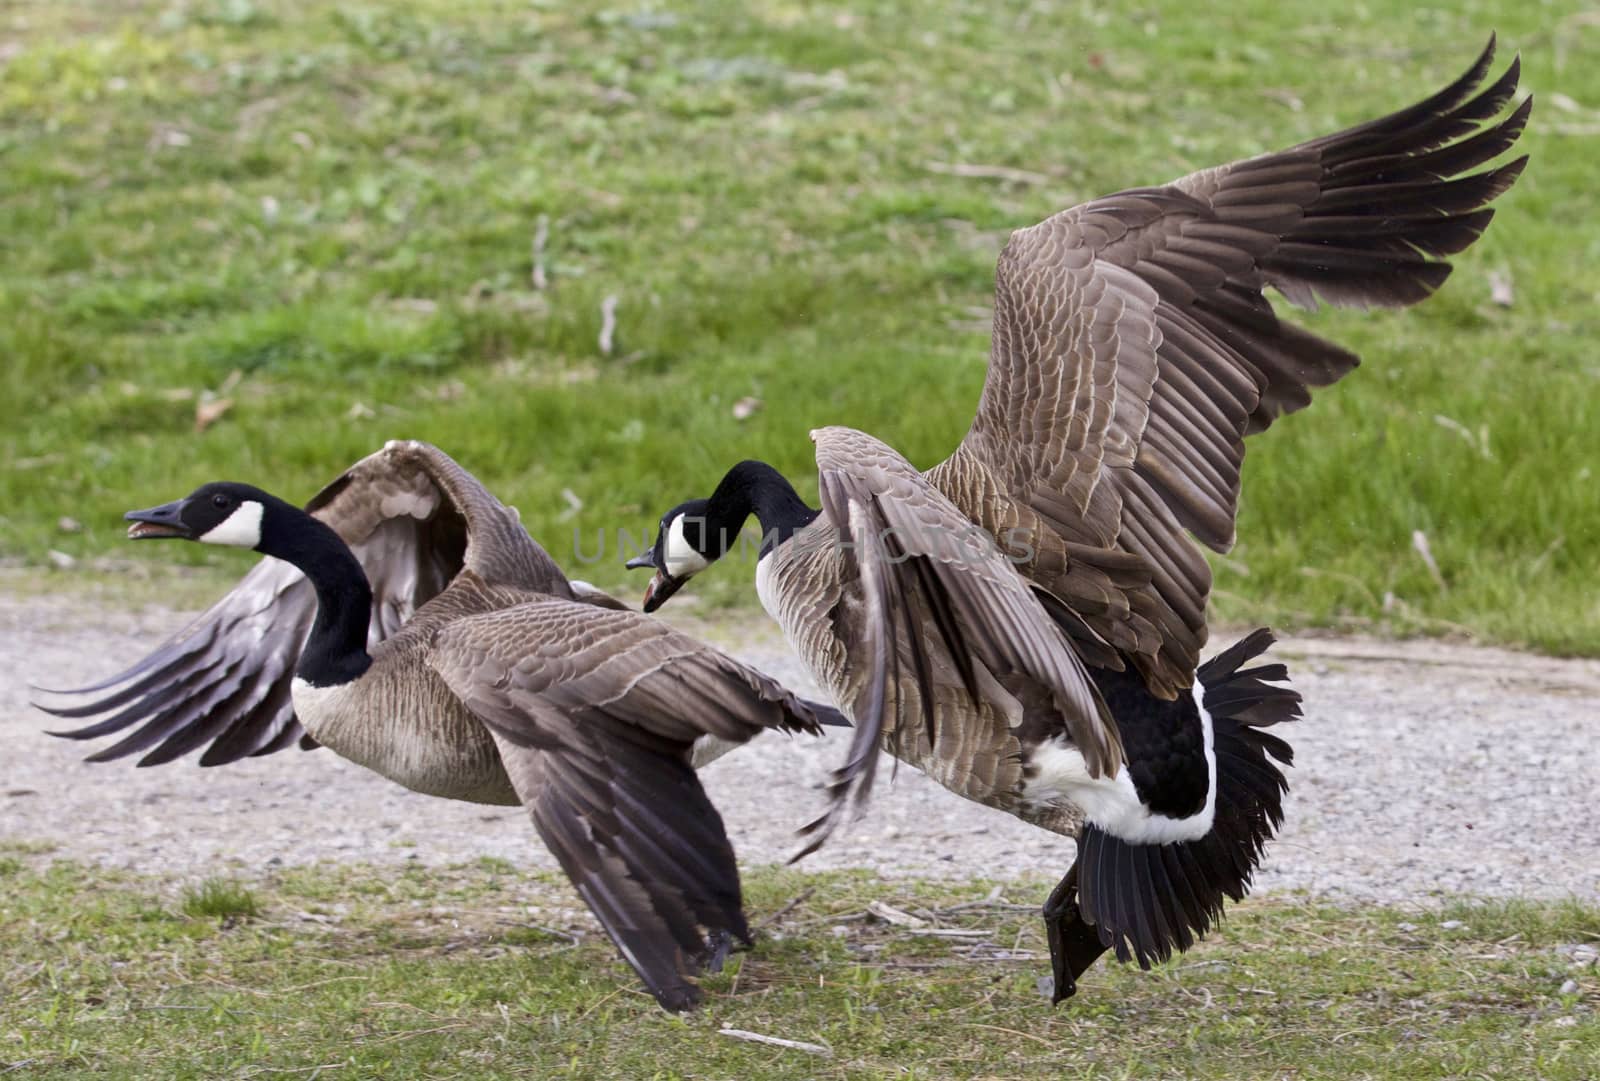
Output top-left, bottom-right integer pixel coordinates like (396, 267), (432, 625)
(1, 0), (1594, 650)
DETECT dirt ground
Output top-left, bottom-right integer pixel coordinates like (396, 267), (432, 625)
(3, 586), (1597, 905)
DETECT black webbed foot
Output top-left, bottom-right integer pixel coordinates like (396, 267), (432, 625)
(1041, 864), (1110, 1005)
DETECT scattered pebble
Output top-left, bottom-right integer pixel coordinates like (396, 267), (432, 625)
(3, 595), (1599, 906)
(1562, 944), (1599, 967)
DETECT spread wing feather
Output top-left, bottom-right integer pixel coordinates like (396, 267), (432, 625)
(427, 598), (830, 1010)
(800, 426), (1120, 846)
(33, 441), (569, 766)
(933, 37), (1528, 693)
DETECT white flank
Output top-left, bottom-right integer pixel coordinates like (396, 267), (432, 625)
(1023, 685), (1217, 845)
(690, 732), (749, 769)
(753, 549), (781, 624)
(664, 513), (711, 578)
(289, 676), (341, 740)
(198, 500), (265, 548)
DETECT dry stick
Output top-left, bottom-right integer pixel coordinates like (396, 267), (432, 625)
(717, 1028), (832, 1057)
(366, 1023), (473, 1048)
(907, 928), (991, 938)
(598, 295), (619, 356)
(867, 900), (927, 928)
(1411, 530), (1449, 592)
(931, 899), (1038, 916)
(572, 987), (626, 1023)
(961, 1022), (1056, 1048)
(531, 215), (549, 290)
(753, 887), (816, 931)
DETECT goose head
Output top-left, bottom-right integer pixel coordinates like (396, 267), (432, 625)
(125, 482), (280, 549)
(628, 498), (723, 613)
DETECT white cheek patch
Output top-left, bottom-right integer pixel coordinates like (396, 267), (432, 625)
(198, 500), (265, 548)
(663, 514), (711, 578)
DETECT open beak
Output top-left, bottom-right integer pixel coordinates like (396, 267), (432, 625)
(124, 500), (192, 540)
(625, 550), (684, 613)
(639, 570), (685, 613)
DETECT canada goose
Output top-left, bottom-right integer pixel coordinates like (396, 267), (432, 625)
(628, 41), (1528, 999)
(32, 440), (846, 1011)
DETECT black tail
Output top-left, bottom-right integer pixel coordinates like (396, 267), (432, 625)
(1077, 628), (1301, 968)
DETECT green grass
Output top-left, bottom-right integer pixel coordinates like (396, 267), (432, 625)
(2, 857), (1596, 1079)
(2, 0), (1595, 652)
(180, 877), (265, 921)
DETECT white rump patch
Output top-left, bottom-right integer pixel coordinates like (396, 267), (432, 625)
(664, 513), (711, 578)
(754, 549), (781, 623)
(198, 500), (265, 548)
(690, 732), (748, 769)
(379, 487), (439, 521)
(1023, 685), (1217, 845)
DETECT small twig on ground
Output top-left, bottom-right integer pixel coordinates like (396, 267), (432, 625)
(754, 887), (816, 931)
(789, 909), (870, 928)
(598, 294), (619, 356)
(531, 214), (549, 290)
(1411, 530), (1448, 592)
(930, 899), (1037, 916)
(572, 987), (626, 1023)
(923, 160), (1052, 186)
(867, 900), (928, 929)
(133, 1004), (209, 1011)
(718, 1028), (832, 1057)
(365, 1023), (473, 1048)
(907, 928), (992, 938)
(961, 1022), (1056, 1047)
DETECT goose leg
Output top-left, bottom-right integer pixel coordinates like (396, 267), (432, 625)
(704, 929), (734, 973)
(1042, 863), (1109, 1004)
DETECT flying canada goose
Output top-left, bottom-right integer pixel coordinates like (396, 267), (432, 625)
(32, 440), (846, 1011)
(628, 40), (1529, 1000)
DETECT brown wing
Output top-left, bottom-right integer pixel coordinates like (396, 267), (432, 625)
(799, 426), (1119, 855)
(932, 38), (1529, 694)
(34, 440), (568, 766)
(426, 597), (830, 1011)
(33, 556), (320, 766)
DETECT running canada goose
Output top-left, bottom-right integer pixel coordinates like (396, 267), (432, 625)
(628, 41), (1529, 999)
(33, 440), (846, 1011)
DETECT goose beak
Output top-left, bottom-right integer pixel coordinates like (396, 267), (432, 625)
(625, 548), (686, 612)
(124, 500), (193, 540)
(640, 569), (684, 613)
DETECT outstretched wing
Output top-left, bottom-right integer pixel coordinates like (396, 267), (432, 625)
(426, 597), (830, 1010)
(798, 425), (1119, 855)
(34, 440), (565, 766)
(931, 38), (1529, 694)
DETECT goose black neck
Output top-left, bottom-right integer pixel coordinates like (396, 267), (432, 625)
(256, 499), (374, 688)
(707, 460), (819, 557)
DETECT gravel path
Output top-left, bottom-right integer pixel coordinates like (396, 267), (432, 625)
(3, 590), (1596, 904)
